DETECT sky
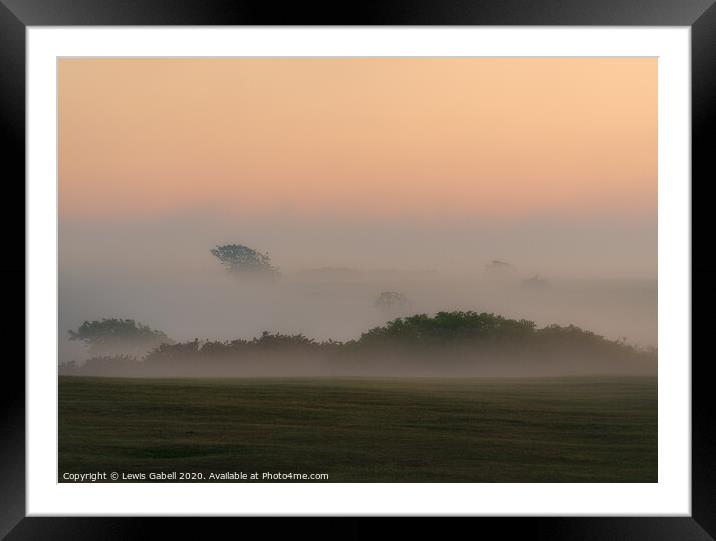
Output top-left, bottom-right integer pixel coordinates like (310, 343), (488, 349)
(59, 58), (656, 223)
(58, 58), (657, 354)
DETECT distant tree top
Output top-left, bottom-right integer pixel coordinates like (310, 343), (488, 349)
(485, 260), (516, 275)
(69, 318), (169, 342)
(210, 244), (279, 277)
(375, 291), (409, 310)
(521, 274), (550, 289)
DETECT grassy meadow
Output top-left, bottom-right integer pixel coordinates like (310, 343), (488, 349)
(58, 376), (657, 483)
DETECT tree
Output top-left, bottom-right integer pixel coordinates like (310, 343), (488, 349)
(487, 260), (512, 270)
(484, 260), (518, 282)
(68, 318), (172, 357)
(359, 311), (536, 346)
(521, 274), (550, 289)
(374, 291), (410, 312)
(210, 244), (279, 277)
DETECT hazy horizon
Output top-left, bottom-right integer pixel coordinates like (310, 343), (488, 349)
(58, 57), (657, 364)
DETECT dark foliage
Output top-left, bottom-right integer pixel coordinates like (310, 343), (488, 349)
(67, 312), (656, 374)
(374, 291), (410, 312)
(210, 244), (280, 277)
(144, 332), (342, 363)
(356, 311), (536, 347)
(68, 318), (172, 357)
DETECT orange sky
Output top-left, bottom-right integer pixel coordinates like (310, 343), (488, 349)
(58, 58), (656, 221)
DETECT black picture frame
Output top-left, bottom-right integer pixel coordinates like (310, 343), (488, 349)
(2, 1), (712, 538)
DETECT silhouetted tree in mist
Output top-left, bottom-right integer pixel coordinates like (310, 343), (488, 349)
(68, 318), (173, 357)
(210, 244), (280, 278)
(374, 291), (410, 314)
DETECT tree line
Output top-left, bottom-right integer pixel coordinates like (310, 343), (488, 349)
(62, 311), (656, 375)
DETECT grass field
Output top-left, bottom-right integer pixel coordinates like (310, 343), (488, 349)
(58, 376), (657, 482)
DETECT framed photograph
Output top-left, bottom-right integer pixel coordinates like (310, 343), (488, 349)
(3, 0), (712, 538)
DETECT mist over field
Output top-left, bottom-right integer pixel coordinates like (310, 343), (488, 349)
(58, 58), (657, 376)
(59, 212), (656, 370)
